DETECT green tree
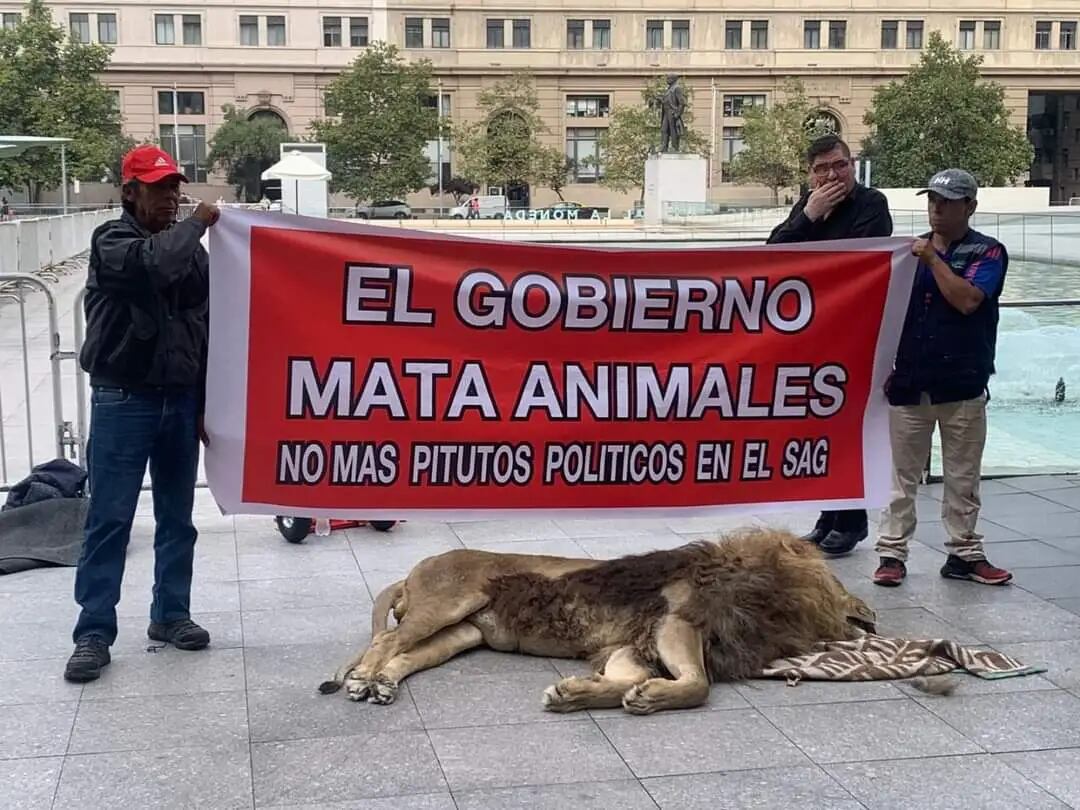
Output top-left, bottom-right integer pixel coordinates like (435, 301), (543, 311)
(0, 0), (125, 200)
(862, 32), (1033, 187)
(310, 42), (439, 202)
(451, 72), (556, 196)
(594, 77), (709, 202)
(534, 148), (573, 201)
(207, 105), (290, 201)
(431, 175), (478, 205)
(729, 78), (825, 205)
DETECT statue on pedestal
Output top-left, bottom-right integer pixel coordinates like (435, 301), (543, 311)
(658, 74), (687, 153)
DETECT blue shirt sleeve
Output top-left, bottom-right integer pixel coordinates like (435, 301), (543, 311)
(962, 244), (1005, 299)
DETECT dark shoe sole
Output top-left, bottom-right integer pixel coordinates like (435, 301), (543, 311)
(816, 527), (868, 557)
(941, 570), (1013, 586)
(147, 628), (210, 651)
(64, 652), (111, 683)
(873, 576), (905, 587)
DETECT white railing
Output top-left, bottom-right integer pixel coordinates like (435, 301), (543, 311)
(0, 209), (118, 280)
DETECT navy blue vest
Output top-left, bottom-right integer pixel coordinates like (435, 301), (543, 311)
(887, 229), (1008, 406)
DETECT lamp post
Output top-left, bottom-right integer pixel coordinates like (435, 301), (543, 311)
(436, 77), (444, 214)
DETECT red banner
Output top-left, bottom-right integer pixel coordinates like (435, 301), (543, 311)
(206, 211), (915, 518)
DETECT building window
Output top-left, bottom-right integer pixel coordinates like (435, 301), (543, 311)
(646, 20), (663, 49)
(350, 17), (368, 46)
(431, 18), (450, 48)
(323, 16), (342, 46)
(881, 20), (898, 48)
(566, 95), (610, 118)
(422, 92), (452, 119)
(725, 20), (742, 49)
(983, 21), (1001, 49)
(239, 15), (258, 46)
(405, 17), (423, 47)
(159, 124), (207, 183)
(69, 13), (90, 43)
(512, 19), (530, 48)
(958, 21), (975, 49)
(672, 19), (690, 49)
(593, 19), (611, 48)
(723, 94), (765, 117)
(2, 12), (20, 30)
(154, 13), (174, 45)
(906, 20), (923, 49)
(722, 126), (745, 174)
(107, 89), (120, 113)
(828, 20), (846, 49)
(97, 13), (117, 44)
(267, 15), (286, 46)
(158, 90), (205, 116)
(566, 19), (583, 49)
(566, 128), (601, 182)
(750, 20), (768, 49)
(804, 20), (821, 49)
(181, 15), (201, 45)
(1061, 22), (1076, 50)
(488, 19), (505, 48)
(1035, 21), (1052, 49)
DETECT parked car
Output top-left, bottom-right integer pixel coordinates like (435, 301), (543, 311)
(355, 200), (411, 219)
(541, 201), (608, 220)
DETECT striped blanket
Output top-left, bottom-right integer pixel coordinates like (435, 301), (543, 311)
(760, 634), (1045, 684)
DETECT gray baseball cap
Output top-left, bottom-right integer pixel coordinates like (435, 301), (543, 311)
(917, 168), (978, 200)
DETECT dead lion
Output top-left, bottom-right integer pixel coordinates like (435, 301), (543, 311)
(319, 527), (877, 714)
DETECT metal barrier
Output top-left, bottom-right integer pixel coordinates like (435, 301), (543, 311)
(0, 275), (77, 490)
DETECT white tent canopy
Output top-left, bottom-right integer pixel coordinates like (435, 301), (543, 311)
(260, 150), (332, 182)
(261, 150), (331, 217)
(0, 135), (75, 211)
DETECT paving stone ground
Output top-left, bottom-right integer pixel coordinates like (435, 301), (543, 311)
(3, 478), (1080, 809)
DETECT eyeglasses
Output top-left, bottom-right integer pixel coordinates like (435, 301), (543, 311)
(810, 159), (851, 176)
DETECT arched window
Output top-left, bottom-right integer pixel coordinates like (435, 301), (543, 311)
(248, 108), (288, 129)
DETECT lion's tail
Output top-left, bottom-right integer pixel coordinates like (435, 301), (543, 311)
(317, 579), (405, 695)
(371, 579), (406, 636)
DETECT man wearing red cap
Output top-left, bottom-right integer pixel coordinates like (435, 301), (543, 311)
(65, 145), (220, 682)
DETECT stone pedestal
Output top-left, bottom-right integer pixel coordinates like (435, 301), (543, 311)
(643, 154), (708, 225)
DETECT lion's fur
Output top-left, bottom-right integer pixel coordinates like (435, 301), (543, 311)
(323, 527), (877, 713)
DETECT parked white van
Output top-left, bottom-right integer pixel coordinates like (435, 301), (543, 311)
(449, 195), (508, 219)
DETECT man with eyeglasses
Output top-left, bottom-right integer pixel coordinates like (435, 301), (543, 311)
(767, 133), (893, 556)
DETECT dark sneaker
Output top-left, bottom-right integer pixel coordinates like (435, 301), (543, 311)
(819, 525), (869, 556)
(940, 555), (1013, 585)
(800, 513), (834, 546)
(64, 635), (111, 682)
(148, 619), (211, 650)
(873, 558), (907, 587)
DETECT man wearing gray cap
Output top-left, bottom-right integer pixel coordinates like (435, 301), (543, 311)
(873, 168), (1011, 587)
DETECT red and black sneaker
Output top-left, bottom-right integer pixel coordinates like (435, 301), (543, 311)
(873, 557), (907, 587)
(940, 555), (1013, 585)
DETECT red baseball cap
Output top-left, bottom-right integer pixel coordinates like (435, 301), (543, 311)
(121, 144), (188, 185)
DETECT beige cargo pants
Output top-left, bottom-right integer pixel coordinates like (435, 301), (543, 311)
(876, 392), (989, 563)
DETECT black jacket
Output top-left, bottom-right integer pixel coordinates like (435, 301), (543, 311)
(766, 184), (893, 244)
(2, 458), (87, 512)
(79, 211), (209, 399)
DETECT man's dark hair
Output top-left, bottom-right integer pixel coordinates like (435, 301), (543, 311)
(806, 134), (851, 165)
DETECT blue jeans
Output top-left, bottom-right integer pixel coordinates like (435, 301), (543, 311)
(73, 386), (201, 645)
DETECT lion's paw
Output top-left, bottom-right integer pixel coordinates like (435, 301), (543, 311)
(541, 684), (563, 710)
(621, 683), (659, 715)
(366, 676), (399, 705)
(345, 676), (373, 702)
